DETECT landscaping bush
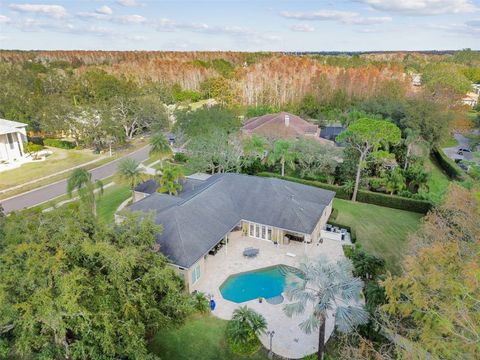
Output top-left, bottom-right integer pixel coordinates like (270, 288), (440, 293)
(257, 172), (433, 214)
(190, 292), (210, 314)
(431, 147), (465, 180)
(174, 152), (188, 163)
(356, 189), (432, 214)
(43, 138), (76, 149)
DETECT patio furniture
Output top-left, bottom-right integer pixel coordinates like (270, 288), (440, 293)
(243, 247), (259, 258)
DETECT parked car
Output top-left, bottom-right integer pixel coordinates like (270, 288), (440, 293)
(457, 148), (471, 155)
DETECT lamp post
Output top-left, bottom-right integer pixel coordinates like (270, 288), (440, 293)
(266, 330), (275, 359)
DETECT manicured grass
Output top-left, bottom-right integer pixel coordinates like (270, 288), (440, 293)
(96, 184), (131, 224)
(425, 157), (451, 205)
(333, 199), (423, 273)
(149, 314), (269, 360)
(0, 148), (101, 191)
(441, 137), (458, 148)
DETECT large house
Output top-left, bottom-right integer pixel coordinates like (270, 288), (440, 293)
(125, 173), (335, 291)
(0, 118), (28, 165)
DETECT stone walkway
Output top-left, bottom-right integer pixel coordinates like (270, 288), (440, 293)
(192, 232), (346, 359)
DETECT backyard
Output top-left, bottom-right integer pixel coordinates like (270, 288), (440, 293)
(150, 314), (269, 360)
(333, 199), (423, 273)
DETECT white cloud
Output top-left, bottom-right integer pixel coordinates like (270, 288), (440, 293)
(280, 10), (391, 26)
(0, 15), (10, 24)
(280, 10), (358, 21)
(357, 0), (478, 15)
(96, 5), (113, 15)
(114, 14), (146, 24)
(429, 22), (480, 36)
(9, 3), (68, 18)
(289, 24), (315, 32)
(154, 18), (281, 44)
(116, 0), (139, 7)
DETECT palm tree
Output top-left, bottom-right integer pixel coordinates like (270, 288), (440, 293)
(226, 306), (267, 345)
(157, 165), (185, 195)
(267, 139), (296, 177)
(67, 168), (104, 216)
(243, 135), (268, 166)
(116, 158), (146, 201)
(385, 167), (406, 195)
(283, 256), (369, 360)
(403, 128), (419, 171)
(149, 132), (172, 168)
(342, 179), (355, 197)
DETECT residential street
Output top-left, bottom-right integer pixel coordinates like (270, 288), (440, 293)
(1, 145), (150, 213)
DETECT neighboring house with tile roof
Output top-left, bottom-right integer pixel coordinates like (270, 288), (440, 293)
(241, 112), (333, 145)
(124, 173), (335, 291)
(0, 119), (27, 165)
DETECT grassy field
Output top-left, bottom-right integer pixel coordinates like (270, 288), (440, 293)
(150, 314), (269, 360)
(425, 157), (451, 205)
(96, 184), (131, 224)
(0, 148), (101, 191)
(333, 199), (423, 273)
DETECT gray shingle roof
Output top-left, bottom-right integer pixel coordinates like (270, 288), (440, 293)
(126, 173), (335, 268)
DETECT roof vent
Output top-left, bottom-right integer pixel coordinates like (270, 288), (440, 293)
(285, 114), (290, 127)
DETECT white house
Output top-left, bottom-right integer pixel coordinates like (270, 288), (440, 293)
(462, 92), (479, 108)
(0, 118), (28, 164)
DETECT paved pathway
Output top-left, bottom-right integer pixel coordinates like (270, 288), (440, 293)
(1, 146), (150, 213)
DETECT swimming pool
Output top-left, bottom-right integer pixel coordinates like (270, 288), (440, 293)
(219, 265), (301, 303)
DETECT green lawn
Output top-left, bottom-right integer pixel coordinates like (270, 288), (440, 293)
(149, 314), (269, 360)
(96, 184), (131, 224)
(441, 137), (458, 148)
(0, 147), (101, 191)
(425, 157), (451, 205)
(333, 199), (423, 273)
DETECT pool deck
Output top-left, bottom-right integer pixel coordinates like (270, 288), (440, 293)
(191, 231), (346, 359)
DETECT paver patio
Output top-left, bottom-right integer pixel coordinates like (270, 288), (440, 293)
(191, 231), (346, 359)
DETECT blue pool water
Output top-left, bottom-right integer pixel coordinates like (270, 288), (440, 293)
(220, 265), (300, 303)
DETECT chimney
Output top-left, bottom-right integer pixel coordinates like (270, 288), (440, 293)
(284, 114), (290, 127)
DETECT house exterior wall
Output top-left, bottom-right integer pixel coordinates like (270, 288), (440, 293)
(0, 130), (26, 163)
(311, 199), (333, 242)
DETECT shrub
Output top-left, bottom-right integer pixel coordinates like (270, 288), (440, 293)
(431, 147), (465, 180)
(226, 306), (267, 355)
(173, 152), (188, 163)
(24, 142), (44, 154)
(257, 172), (432, 214)
(43, 138), (76, 149)
(190, 292), (209, 314)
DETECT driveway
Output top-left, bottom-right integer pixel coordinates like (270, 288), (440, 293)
(1, 145), (150, 213)
(442, 132), (474, 162)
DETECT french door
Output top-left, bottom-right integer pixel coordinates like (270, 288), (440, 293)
(248, 222), (272, 241)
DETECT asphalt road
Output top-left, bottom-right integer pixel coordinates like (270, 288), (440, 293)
(1, 145), (150, 213)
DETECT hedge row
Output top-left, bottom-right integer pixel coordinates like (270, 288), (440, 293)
(43, 138), (76, 149)
(431, 147), (465, 180)
(257, 172), (433, 214)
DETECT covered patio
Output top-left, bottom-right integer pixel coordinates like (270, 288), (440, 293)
(191, 231), (346, 359)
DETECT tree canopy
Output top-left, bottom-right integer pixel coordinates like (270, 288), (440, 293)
(0, 205), (191, 360)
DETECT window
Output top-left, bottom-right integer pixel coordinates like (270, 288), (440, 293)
(247, 221), (273, 241)
(191, 264), (201, 284)
(6, 133), (15, 150)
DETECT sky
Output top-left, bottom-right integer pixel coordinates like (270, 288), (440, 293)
(0, 0), (479, 51)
